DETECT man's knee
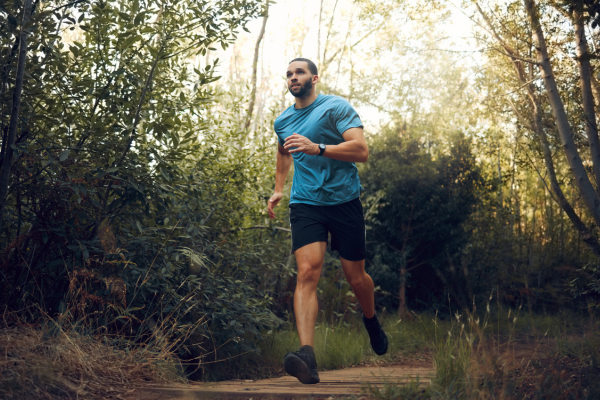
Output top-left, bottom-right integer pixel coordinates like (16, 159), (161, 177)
(345, 270), (370, 288)
(297, 263), (321, 285)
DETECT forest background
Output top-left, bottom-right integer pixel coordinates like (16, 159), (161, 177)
(1, 0), (600, 392)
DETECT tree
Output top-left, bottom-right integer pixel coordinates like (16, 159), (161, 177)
(0, 0), (291, 379)
(475, 0), (600, 258)
(361, 128), (487, 317)
(0, 0), (33, 232)
(245, 0), (269, 130)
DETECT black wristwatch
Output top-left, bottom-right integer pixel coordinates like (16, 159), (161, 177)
(318, 143), (326, 156)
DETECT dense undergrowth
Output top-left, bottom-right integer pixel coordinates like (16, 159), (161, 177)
(3, 306), (598, 399)
(0, 309), (183, 399)
(222, 305), (600, 399)
(364, 309), (600, 399)
(2, 1), (600, 399)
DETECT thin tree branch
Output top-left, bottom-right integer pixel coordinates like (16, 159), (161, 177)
(51, 0), (89, 12)
(245, 1), (269, 131)
(224, 225), (291, 233)
(0, 0), (34, 232)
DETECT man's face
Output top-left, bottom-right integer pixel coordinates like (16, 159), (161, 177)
(287, 61), (316, 98)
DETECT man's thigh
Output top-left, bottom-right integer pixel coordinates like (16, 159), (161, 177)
(295, 241), (327, 270)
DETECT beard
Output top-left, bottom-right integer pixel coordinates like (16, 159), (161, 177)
(289, 79), (313, 98)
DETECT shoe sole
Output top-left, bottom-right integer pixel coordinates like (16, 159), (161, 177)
(284, 353), (320, 384)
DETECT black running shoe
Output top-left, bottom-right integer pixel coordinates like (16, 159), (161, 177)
(363, 314), (388, 355)
(284, 345), (320, 384)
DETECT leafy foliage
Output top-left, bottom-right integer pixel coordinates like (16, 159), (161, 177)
(0, 0), (292, 380)
(361, 127), (490, 313)
(4, 0), (600, 386)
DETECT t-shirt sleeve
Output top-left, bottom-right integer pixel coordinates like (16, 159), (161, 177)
(334, 98), (363, 135)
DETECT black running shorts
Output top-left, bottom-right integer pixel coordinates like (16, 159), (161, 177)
(289, 197), (366, 261)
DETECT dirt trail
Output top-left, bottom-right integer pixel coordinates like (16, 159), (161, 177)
(136, 365), (435, 399)
(134, 339), (558, 399)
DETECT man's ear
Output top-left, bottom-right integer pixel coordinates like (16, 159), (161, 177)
(313, 74), (320, 84)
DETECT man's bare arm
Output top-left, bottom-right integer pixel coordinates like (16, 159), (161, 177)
(283, 127), (369, 163)
(268, 144), (293, 219)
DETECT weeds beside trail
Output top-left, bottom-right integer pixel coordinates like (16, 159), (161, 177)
(2, 308), (599, 399)
(0, 313), (183, 400)
(363, 309), (600, 399)
(234, 307), (600, 399)
(203, 312), (433, 380)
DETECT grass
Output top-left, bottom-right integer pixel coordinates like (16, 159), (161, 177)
(239, 306), (599, 399)
(363, 308), (599, 399)
(3, 303), (598, 399)
(255, 313), (433, 373)
(0, 311), (185, 400)
(203, 311), (434, 381)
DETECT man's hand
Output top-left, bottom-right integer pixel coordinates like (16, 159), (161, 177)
(268, 192), (283, 219)
(284, 133), (320, 155)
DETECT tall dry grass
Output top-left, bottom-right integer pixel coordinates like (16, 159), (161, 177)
(0, 307), (188, 399)
(362, 296), (600, 399)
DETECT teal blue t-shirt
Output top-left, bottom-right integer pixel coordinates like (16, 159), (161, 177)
(274, 94), (364, 206)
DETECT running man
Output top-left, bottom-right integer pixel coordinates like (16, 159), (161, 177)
(268, 58), (388, 385)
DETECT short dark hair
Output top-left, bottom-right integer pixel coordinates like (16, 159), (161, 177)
(289, 58), (318, 75)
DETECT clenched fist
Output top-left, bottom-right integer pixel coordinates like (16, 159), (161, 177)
(284, 133), (319, 155)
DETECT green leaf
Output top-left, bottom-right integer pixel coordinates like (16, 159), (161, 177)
(7, 14), (18, 27)
(56, 62), (67, 74)
(60, 150), (69, 161)
(133, 12), (146, 25)
(121, 36), (137, 50)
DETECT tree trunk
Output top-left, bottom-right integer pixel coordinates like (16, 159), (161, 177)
(477, 1), (600, 258)
(398, 267), (408, 319)
(0, 0), (33, 233)
(321, 0), (340, 78)
(529, 93), (600, 257)
(245, 1), (269, 131)
(572, 5), (600, 190)
(590, 72), (600, 109)
(317, 0), (324, 63)
(524, 0), (600, 229)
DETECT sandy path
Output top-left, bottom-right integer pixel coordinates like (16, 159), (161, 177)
(136, 365), (434, 399)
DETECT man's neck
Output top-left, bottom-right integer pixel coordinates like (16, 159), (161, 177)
(294, 92), (319, 109)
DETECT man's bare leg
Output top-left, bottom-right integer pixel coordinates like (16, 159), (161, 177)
(293, 241), (327, 347)
(340, 257), (375, 318)
(341, 256), (388, 355)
